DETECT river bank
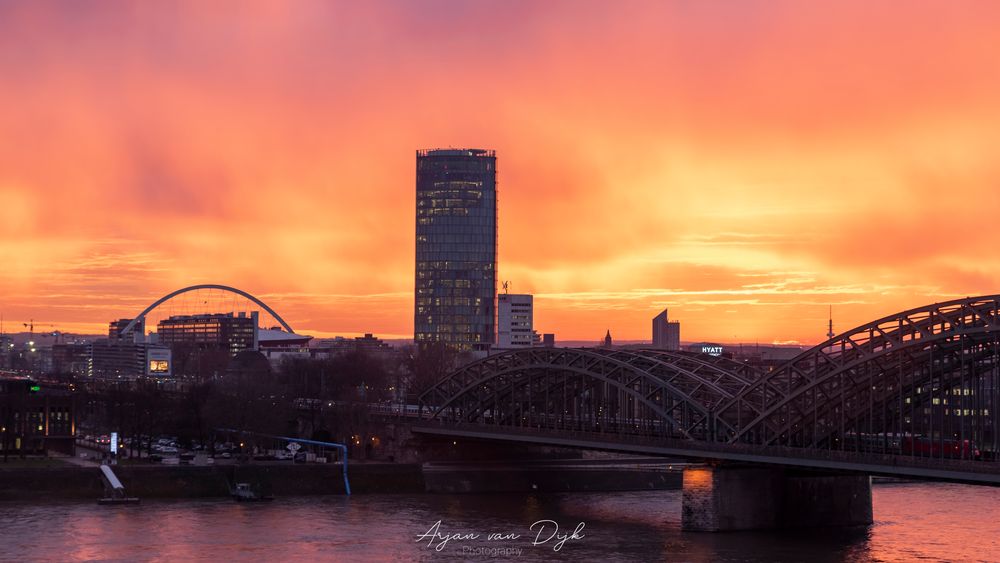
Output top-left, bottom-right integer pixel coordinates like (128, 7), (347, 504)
(0, 458), (682, 501)
(0, 462), (422, 501)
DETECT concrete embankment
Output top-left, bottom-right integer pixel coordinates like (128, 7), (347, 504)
(0, 458), (683, 500)
(0, 463), (424, 501)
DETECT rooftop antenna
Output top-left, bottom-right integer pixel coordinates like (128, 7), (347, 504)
(502, 281), (509, 294)
(827, 305), (834, 340)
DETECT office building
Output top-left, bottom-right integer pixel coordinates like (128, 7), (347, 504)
(109, 318), (144, 343)
(652, 309), (681, 351)
(414, 148), (497, 352)
(498, 293), (534, 348)
(157, 312), (259, 355)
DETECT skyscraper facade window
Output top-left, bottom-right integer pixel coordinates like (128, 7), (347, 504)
(415, 148), (497, 352)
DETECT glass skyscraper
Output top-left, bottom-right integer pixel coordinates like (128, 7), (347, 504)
(415, 148), (497, 352)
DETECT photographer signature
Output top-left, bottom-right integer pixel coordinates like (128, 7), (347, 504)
(416, 519), (586, 552)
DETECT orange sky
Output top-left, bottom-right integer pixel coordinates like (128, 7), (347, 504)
(2, 1), (1000, 344)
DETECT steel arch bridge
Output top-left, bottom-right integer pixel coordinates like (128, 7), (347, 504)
(119, 284), (294, 336)
(417, 295), (1000, 466)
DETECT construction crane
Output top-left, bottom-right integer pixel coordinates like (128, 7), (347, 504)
(22, 320), (56, 342)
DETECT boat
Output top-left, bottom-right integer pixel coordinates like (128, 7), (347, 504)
(231, 482), (274, 502)
(98, 496), (140, 505)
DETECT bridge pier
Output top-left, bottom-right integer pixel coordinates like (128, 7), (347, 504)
(681, 464), (872, 532)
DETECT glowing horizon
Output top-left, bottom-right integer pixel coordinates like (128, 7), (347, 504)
(3, 1), (1000, 345)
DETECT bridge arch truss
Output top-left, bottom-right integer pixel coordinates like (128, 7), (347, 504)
(419, 296), (1000, 461)
(721, 296), (1000, 453)
(419, 347), (761, 441)
(120, 284), (294, 336)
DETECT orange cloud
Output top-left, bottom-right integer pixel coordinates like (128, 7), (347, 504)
(2, 1), (1000, 344)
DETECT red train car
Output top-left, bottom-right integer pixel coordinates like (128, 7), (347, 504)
(901, 436), (981, 460)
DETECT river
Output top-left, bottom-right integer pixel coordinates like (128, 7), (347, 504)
(1, 482), (998, 562)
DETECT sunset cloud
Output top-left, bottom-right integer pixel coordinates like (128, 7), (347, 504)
(2, 1), (1000, 344)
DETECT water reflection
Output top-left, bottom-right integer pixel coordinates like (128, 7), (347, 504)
(1, 483), (998, 562)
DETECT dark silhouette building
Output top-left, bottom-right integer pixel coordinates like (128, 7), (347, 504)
(314, 333), (392, 358)
(109, 318), (144, 342)
(0, 379), (75, 456)
(652, 308), (681, 351)
(51, 343), (90, 376)
(415, 148), (497, 352)
(89, 340), (172, 379)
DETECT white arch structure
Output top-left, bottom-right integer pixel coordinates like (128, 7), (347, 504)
(120, 284), (294, 336)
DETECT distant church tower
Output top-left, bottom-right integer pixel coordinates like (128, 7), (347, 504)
(603, 330), (613, 348)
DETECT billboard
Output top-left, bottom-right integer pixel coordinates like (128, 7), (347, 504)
(146, 346), (172, 377)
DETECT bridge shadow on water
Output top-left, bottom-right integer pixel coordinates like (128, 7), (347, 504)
(539, 489), (873, 563)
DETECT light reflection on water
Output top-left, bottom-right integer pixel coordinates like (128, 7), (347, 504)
(1, 483), (998, 562)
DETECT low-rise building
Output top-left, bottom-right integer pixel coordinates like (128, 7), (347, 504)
(0, 378), (76, 455)
(313, 334), (392, 358)
(258, 328), (313, 365)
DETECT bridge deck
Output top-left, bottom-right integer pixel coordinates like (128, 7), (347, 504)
(410, 422), (1000, 485)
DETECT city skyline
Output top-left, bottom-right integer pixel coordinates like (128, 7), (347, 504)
(3, 2), (1000, 344)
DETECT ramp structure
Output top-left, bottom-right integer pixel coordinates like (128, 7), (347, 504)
(98, 464), (139, 505)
